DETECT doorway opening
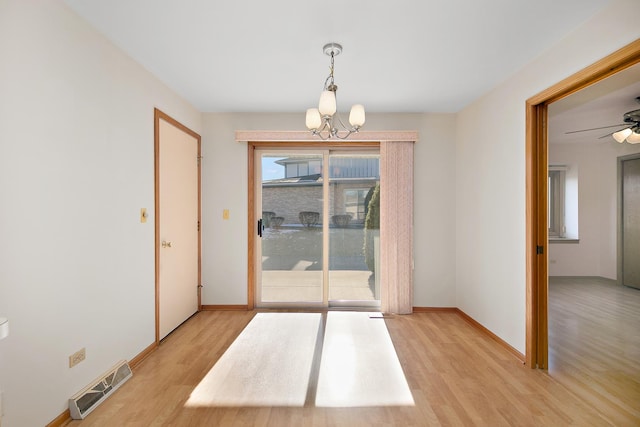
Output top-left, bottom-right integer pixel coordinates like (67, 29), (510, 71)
(526, 39), (640, 369)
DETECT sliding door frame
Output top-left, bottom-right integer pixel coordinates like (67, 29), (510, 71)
(241, 131), (417, 310)
(254, 147), (329, 308)
(249, 141), (379, 309)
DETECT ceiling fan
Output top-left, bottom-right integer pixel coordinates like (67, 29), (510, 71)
(565, 96), (640, 144)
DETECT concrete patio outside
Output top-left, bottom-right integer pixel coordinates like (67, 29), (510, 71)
(260, 225), (379, 303)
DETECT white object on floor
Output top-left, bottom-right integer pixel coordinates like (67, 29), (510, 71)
(186, 313), (321, 407)
(316, 311), (414, 407)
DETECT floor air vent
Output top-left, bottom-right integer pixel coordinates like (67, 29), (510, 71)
(69, 360), (132, 419)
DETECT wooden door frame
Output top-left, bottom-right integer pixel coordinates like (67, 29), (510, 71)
(239, 131), (417, 310)
(526, 39), (640, 368)
(154, 108), (202, 344)
(247, 140), (380, 310)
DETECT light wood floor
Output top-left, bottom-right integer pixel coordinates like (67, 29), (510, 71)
(65, 282), (640, 426)
(548, 276), (640, 426)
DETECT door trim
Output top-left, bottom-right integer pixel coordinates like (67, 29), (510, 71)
(154, 108), (202, 344)
(252, 147), (383, 308)
(618, 153), (640, 287)
(248, 141), (381, 309)
(245, 133), (416, 311)
(526, 39), (640, 368)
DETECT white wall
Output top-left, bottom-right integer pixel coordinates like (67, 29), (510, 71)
(456, 0), (640, 354)
(549, 142), (640, 278)
(200, 113), (457, 308)
(0, 1), (201, 426)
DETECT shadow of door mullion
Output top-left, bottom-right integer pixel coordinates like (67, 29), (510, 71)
(304, 312), (327, 406)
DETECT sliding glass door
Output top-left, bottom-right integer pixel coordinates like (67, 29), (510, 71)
(256, 149), (380, 308)
(328, 153), (380, 306)
(258, 152), (324, 304)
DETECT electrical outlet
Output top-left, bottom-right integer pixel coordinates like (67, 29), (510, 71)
(69, 348), (86, 368)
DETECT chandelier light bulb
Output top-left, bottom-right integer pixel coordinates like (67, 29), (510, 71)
(318, 90), (337, 117)
(349, 104), (366, 127)
(306, 108), (322, 130)
(613, 128), (632, 143)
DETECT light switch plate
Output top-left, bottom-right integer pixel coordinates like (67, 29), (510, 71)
(69, 348), (86, 368)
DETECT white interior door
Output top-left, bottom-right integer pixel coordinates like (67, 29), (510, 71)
(157, 114), (200, 340)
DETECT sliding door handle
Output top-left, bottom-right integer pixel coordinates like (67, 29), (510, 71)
(257, 219), (263, 237)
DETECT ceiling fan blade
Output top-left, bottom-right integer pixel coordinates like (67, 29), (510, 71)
(565, 124), (626, 135)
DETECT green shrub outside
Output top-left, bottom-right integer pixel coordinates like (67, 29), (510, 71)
(363, 183), (380, 272)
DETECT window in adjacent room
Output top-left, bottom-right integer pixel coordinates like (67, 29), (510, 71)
(548, 167), (565, 237)
(548, 165), (579, 242)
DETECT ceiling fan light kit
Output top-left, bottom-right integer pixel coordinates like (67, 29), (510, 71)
(613, 128), (632, 143)
(306, 43), (365, 140)
(611, 97), (640, 144)
(624, 130), (640, 144)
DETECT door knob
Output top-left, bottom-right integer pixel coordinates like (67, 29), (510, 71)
(162, 241), (172, 248)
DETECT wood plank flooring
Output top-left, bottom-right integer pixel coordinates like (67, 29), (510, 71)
(65, 281), (640, 426)
(548, 276), (640, 426)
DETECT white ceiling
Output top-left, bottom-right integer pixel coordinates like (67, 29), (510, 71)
(63, 0), (611, 114)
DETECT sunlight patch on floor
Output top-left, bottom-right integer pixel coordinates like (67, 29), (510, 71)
(185, 311), (414, 408)
(316, 312), (415, 407)
(185, 313), (320, 407)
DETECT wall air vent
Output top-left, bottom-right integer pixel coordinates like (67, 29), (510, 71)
(69, 360), (132, 419)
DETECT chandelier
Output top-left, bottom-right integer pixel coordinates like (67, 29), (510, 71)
(305, 43), (365, 140)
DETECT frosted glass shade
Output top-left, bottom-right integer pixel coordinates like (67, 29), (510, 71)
(349, 104), (365, 127)
(627, 131), (640, 144)
(306, 108), (322, 130)
(318, 90), (337, 116)
(0, 317), (8, 340)
(613, 128), (632, 143)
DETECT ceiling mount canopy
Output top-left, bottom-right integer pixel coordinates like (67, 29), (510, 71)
(612, 97), (640, 144)
(305, 42), (365, 140)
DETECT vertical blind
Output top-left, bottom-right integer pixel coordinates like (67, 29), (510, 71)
(380, 140), (414, 314)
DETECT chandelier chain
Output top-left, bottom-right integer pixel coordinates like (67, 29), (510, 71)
(324, 51), (336, 91)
